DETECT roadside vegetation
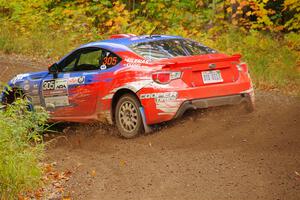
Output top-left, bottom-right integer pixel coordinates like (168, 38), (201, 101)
(0, 88), (48, 199)
(0, 1), (299, 198)
(0, 0), (299, 94)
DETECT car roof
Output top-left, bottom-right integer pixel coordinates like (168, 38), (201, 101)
(81, 35), (183, 52)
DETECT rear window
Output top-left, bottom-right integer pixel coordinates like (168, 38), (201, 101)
(129, 39), (216, 60)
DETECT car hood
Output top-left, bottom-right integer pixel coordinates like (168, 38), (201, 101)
(9, 70), (48, 85)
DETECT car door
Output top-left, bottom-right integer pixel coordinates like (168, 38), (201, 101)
(41, 47), (104, 118)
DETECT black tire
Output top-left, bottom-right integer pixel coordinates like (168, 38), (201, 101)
(115, 94), (143, 138)
(1, 89), (32, 113)
(2, 88), (23, 105)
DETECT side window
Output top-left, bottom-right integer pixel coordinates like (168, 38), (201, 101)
(60, 48), (101, 72)
(182, 39), (217, 55)
(77, 50), (100, 69)
(73, 49), (102, 71)
(59, 48), (121, 72)
(63, 58), (77, 72)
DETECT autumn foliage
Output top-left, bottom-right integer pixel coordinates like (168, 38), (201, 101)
(0, 0), (299, 93)
(0, 0), (299, 40)
(0, 1), (299, 198)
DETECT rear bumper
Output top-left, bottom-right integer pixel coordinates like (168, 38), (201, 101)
(138, 71), (254, 125)
(174, 93), (252, 119)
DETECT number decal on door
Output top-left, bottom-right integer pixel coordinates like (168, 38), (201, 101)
(103, 57), (117, 66)
(42, 79), (69, 107)
(43, 80), (55, 90)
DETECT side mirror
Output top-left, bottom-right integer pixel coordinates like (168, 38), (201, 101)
(48, 63), (59, 78)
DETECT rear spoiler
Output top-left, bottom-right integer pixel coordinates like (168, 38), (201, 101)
(161, 54), (242, 69)
(110, 34), (136, 39)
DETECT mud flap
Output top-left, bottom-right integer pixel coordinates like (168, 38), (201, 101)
(139, 107), (152, 133)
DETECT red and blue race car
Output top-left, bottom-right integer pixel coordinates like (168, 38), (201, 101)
(1, 34), (254, 138)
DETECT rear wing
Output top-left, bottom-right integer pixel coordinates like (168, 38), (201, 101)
(161, 54), (242, 69)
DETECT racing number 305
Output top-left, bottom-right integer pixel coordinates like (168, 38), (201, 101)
(43, 80), (55, 90)
(103, 57), (117, 66)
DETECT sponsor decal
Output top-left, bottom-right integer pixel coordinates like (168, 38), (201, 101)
(42, 79), (69, 107)
(100, 65), (107, 70)
(125, 58), (149, 64)
(140, 92), (178, 102)
(33, 83), (38, 89)
(11, 73), (29, 84)
(124, 63), (142, 68)
(23, 83), (30, 91)
(156, 101), (181, 113)
(78, 76), (85, 84)
(43, 79), (68, 93)
(31, 89), (39, 95)
(68, 76), (85, 85)
(54, 79), (68, 89)
(45, 95), (69, 107)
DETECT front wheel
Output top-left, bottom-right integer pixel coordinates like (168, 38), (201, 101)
(115, 94), (144, 138)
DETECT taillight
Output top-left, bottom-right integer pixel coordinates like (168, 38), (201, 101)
(152, 71), (181, 84)
(237, 63), (248, 73)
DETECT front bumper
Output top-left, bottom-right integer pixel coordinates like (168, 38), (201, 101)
(174, 93), (252, 119)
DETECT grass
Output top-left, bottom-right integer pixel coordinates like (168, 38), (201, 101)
(0, 96), (48, 199)
(0, 22), (78, 60)
(0, 21), (299, 199)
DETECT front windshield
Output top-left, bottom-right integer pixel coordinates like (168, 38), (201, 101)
(129, 39), (217, 61)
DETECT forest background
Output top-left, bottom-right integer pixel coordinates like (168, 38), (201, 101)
(0, 0), (299, 94)
(0, 1), (300, 198)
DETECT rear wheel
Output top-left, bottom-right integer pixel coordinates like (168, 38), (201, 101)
(115, 94), (143, 138)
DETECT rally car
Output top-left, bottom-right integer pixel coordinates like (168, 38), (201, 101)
(1, 34), (254, 138)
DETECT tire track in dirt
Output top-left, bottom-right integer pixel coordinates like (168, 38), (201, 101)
(46, 92), (299, 200)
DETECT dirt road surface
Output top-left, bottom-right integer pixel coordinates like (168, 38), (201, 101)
(1, 54), (300, 200)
